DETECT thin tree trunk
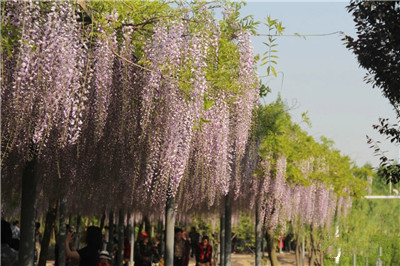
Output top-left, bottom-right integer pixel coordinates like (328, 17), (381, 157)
(126, 213), (131, 237)
(265, 229), (279, 266)
(312, 230), (324, 266)
(224, 193), (232, 266)
(309, 226), (316, 266)
(54, 223), (59, 248)
(295, 234), (301, 265)
(319, 247), (324, 266)
(261, 225), (265, 259)
(38, 200), (57, 266)
(75, 215), (81, 250)
(130, 218), (135, 264)
(126, 213), (132, 265)
(107, 211), (114, 254)
(157, 220), (163, 235)
(57, 198), (67, 266)
(165, 196), (175, 266)
(100, 210), (106, 232)
(220, 212), (225, 266)
(117, 210), (124, 266)
(255, 205), (262, 266)
(19, 157), (38, 266)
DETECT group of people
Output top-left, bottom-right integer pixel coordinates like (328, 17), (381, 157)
(63, 225), (213, 266)
(2, 219), (212, 266)
(64, 225), (113, 266)
(1, 219), (42, 266)
(1, 219), (19, 266)
(132, 226), (213, 266)
(172, 227), (213, 266)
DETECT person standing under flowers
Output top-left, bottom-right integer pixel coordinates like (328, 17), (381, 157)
(34, 222), (42, 264)
(196, 236), (212, 266)
(65, 226), (103, 266)
(135, 232), (153, 266)
(173, 228), (186, 266)
(188, 227), (199, 258)
(182, 231), (191, 266)
(99, 250), (112, 266)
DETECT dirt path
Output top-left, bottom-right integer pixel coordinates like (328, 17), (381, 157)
(187, 252), (305, 266)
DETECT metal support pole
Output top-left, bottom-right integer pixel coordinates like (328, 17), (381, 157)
(376, 246), (383, 266)
(353, 254), (356, 266)
(129, 215), (134, 266)
(165, 197), (175, 266)
(130, 218), (135, 266)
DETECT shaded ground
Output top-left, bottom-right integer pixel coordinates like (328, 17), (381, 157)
(46, 252), (304, 266)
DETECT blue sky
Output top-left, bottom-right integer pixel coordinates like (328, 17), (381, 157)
(239, 1), (398, 167)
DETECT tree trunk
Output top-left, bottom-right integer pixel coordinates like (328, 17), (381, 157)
(265, 229), (279, 266)
(38, 200), (57, 266)
(54, 224), (59, 248)
(130, 219), (135, 264)
(107, 211), (114, 254)
(126, 213), (132, 265)
(57, 198), (67, 266)
(224, 194), (232, 266)
(295, 234), (301, 266)
(310, 226), (324, 266)
(157, 220), (163, 235)
(311, 229), (324, 266)
(165, 196), (175, 266)
(100, 210), (106, 232)
(75, 215), (81, 250)
(309, 227), (314, 266)
(126, 213), (131, 237)
(302, 236), (306, 266)
(261, 226), (265, 258)
(255, 205), (262, 266)
(19, 157), (38, 266)
(117, 210), (124, 266)
(220, 212), (225, 266)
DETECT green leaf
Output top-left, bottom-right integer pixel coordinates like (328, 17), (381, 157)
(271, 66), (277, 77)
(203, 94), (215, 111)
(200, 117), (211, 124)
